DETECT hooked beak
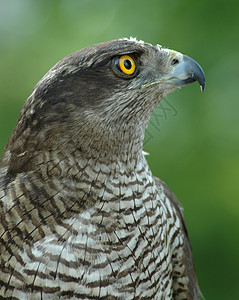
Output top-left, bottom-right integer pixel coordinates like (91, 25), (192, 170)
(167, 53), (206, 92)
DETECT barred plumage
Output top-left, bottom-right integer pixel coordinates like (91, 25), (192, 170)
(0, 38), (205, 299)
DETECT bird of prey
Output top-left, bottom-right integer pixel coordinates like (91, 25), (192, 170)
(0, 38), (205, 299)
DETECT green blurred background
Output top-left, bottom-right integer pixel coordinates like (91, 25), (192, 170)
(0, 0), (238, 298)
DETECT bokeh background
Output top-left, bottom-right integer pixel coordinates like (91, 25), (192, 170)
(0, 0), (238, 298)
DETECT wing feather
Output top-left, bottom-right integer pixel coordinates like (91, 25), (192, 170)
(154, 176), (202, 300)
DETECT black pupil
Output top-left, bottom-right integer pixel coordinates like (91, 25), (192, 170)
(124, 59), (132, 70)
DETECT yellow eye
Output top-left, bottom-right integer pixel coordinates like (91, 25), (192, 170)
(118, 55), (136, 75)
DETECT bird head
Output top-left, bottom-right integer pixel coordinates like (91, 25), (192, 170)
(3, 38), (205, 166)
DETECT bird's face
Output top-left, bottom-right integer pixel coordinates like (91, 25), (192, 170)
(6, 38), (205, 160)
(40, 38), (204, 121)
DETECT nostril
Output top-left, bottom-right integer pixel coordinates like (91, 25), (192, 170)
(171, 58), (179, 65)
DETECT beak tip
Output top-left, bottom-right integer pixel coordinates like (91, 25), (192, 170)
(200, 81), (206, 92)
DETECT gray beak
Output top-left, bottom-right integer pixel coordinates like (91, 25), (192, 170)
(181, 55), (206, 91)
(169, 54), (206, 92)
